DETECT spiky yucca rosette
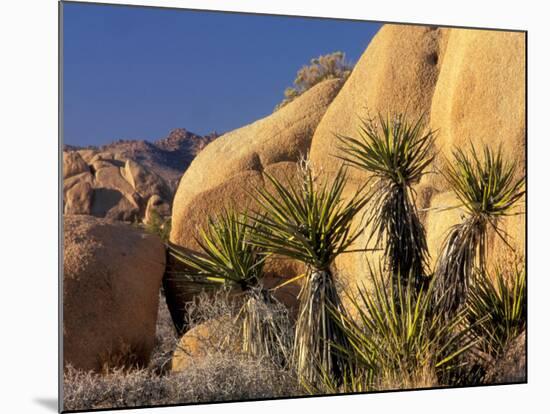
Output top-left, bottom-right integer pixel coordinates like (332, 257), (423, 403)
(323, 263), (477, 392)
(466, 265), (526, 360)
(336, 112), (435, 293)
(434, 144), (525, 319)
(168, 210), (291, 366)
(249, 163), (370, 385)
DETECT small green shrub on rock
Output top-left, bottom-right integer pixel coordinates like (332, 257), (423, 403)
(275, 51), (353, 111)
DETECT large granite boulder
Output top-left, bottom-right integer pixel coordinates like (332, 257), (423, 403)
(63, 215), (166, 372)
(307, 24), (525, 283)
(122, 159), (172, 201)
(308, 25), (450, 289)
(429, 29), (526, 190)
(171, 317), (238, 372)
(166, 79), (343, 331)
(65, 181), (93, 216)
(166, 24), (525, 329)
(310, 25), (450, 179)
(170, 78), (344, 248)
(423, 28), (526, 267)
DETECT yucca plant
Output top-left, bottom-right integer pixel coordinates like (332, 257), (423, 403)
(466, 265), (526, 359)
(168, 210), (291, 366)
(336, 112), (435, 293)
(331, 263), (477, 390)
(249, 163), (370, 385)
(434, 144), (525, 318)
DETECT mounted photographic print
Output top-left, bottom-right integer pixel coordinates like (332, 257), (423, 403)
(60, 1), (526, 412)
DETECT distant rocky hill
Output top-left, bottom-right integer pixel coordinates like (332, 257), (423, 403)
(63, 128), (219, 223)
(64, 128), (219, 191)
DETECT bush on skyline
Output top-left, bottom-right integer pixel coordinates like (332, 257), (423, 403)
(275, 51), (353, 111)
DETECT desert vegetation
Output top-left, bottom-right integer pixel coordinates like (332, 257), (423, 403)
(248, 162), (370, 385)
(275, 51), (353, 111)
(63, 293), (301, 411)
(143, 210), (172, 242)
(64, 111), (525, 410)
(466, 265), (526, 361)
(61, 21), (527, 412)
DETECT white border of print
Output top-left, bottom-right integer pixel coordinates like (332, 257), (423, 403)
(1, 0), (547, 413)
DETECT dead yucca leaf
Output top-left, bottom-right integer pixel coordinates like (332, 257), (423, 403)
(237, 288), (293, 367)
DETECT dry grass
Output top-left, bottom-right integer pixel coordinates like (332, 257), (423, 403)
(63, 355), (302, 411)
(148, 291), (179, 375)
(376, 365), (438, 391)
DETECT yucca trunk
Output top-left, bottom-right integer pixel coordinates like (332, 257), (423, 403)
(239, 288), (292, 367)
(293, 267), (350, 385)
(383, 183), (428, 293)
(434, 215), (488, 319)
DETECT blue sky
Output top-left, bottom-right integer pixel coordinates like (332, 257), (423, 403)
(62, 2), (381, 147)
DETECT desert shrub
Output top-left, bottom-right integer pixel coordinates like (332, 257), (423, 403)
(336, 112), (435, 293)
(184, 287), (294, 368)
(184, 288), (242, 328)
(63, 366), (172, 411)
(275, 51), (352, 111)
(249, 160), (370, 385)
(433, 144), (525, 318)
(466, 265), (526, 360)
(64, 291), (300, 411)
(144, 210), (171, 242)
(148, 294), (179, 375)
(63, 355), (302, 411)
(238, 288), (294, 366)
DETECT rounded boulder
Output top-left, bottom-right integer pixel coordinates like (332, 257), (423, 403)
(63, 215), (166, 372)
